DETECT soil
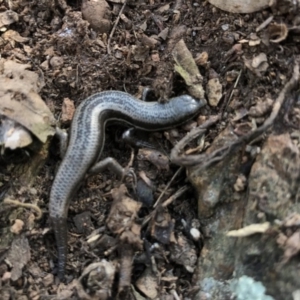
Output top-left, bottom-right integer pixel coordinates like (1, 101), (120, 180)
(0, 0), (300, 299)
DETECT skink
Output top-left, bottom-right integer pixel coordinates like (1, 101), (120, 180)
(49, 90), (204, 279)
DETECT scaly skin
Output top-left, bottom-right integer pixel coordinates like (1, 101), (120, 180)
(49, 91), (204, 279)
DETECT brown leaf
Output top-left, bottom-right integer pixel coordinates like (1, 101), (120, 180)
(0, 59), (55, 143)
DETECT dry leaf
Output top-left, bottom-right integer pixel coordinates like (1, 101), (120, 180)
(156, 3), (170, 13)
(0, 117), (32, 149)
(135, 267), (158, 299)
(252, 53), (268, 68)
(0, 10), (19, 28)
(2, 29), (29, 43)
(244, 53), (269, 77)
(195, 51), (209, 66)
(0, 59), (56, 143)
(206, 77), (222, 107)
(61, 98), (75, 124)
(207, 0), (269, 13)
(10, 219), (24, 234)
(172, 39), (206, 103)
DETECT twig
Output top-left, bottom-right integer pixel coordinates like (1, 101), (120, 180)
(170, 115), (220, 165)
(162, 185), (190, 208)
(223, 68), (242, 115)
(107, 1), (127, 55)
(256, 16), (274, 32)
(153, 166), (184, 208)
(125, 147), (137, 190)
(3, 198), (43, 219)
(142, 170), (188, 228)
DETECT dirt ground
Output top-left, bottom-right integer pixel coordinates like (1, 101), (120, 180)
(0, 0), (300, 299)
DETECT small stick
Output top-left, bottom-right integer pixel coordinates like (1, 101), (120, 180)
(162, 185), (190, 208)
(107, 1), (127, 55)
(153, 166), (183, 208)
(3, 198), (42, 219)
